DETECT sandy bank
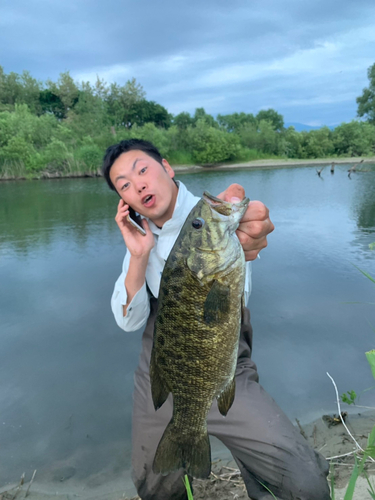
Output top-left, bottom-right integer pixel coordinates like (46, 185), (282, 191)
(2, 410), (374, 500)
(173, 156), (375, 174)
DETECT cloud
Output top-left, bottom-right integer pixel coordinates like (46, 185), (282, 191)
(1, 0), (375, 124)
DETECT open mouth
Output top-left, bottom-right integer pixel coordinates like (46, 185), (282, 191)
(142, 194), (155, 208)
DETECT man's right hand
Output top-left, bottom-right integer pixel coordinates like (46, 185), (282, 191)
(115, 199), (155, 257)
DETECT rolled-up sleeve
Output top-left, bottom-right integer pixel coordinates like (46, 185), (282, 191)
(111, 252), (151, 332)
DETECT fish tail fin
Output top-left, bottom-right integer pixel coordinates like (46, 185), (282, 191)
(153, 420), (211, 479)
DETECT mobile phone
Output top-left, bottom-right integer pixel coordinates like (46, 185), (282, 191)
(126, 206), (146, 236)
(117, 193), (146, 236)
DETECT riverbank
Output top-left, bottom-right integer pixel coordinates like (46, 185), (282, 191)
(1, 410), (374, 500)
(174, 156), (375, 174)
(1, 156), (375, 181)
(192, 410), (375, 500)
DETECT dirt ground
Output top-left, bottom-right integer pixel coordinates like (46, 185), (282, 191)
(1, 410), (374, 499)
(124, 410), (375, 500)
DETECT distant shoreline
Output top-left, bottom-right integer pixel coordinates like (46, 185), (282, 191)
(174, 156), (375, 173)
(1, 156), (374, 181)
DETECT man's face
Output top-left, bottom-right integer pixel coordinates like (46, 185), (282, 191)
(109, 150), (178, 227)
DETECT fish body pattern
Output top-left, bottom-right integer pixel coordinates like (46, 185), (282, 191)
(150, 191), (249, 479)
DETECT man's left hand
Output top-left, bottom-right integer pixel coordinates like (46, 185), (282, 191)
(217, 183), (274, 261)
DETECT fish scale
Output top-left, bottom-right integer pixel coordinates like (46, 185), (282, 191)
(149, 191), (249, 479)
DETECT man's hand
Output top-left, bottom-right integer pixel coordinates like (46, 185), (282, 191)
(115, 199), (155, 258)
(217, 183), (274, 261)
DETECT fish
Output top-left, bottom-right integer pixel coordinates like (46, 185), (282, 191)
(149, 190), (249, 479)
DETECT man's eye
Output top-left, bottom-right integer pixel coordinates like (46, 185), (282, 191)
(140, 167), (147, 174)
(121, 182), (130, 190)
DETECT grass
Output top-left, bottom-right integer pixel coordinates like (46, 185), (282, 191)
(330, 268), (375, 499)
(183, 475), (194, 499)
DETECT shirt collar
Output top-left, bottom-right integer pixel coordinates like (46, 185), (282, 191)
(144, 181), (198, 236)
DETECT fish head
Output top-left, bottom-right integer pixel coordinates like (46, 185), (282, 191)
(185, 191), (249, 281)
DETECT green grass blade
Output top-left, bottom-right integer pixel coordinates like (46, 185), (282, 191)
(364, 470), (375, 498)
(343, 456), (359, 500)
(353, 265), (375, 284)
(366, 350), (375, 379)
(257, 479), (277, 499)
(367, 425), (375, 448)
(183, 475), (194, 500)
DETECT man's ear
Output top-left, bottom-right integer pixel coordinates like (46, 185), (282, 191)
(162, 159), (175, 179)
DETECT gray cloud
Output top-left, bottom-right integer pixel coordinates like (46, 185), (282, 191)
(1, 0), (375, 124)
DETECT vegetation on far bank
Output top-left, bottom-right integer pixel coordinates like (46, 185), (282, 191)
(1, 63), (375, 179)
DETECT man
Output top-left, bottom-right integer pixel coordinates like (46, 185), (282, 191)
(102, 139), (331, 500)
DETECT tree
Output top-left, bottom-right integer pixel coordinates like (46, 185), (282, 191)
(39, 89), (66, 119)
(300, 127), (334, 158)
(217, 112), (256, 133)
(19, 71), (42, 114)
(173, 112), (194, 130)
(106, 78), (146, 127)
(46, 72), (80, 117)
(332, 121), (374, 156)
(357, 63), (375, 124)
(193, 108), (218, 128)
(256, 109), (284, 131)
(130, 100), (171, 128)
(0, 67), (23, 110)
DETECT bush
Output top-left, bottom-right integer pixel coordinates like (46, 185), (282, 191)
(129, 123), (171, 157)
(75, 142), (103, 172)
(185, 119), (241, 164)
(43, 138), (74, 172)
(0, 136), (38, 171)
(333, 121), (375, 156)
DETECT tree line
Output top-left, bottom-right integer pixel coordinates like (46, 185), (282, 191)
(0, 64), (375, 177)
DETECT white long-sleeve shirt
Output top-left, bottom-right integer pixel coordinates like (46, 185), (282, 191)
(111, 181), (252, 332)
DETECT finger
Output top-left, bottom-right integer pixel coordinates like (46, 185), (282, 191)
(217, 183), (245, 202)
(115, 209), (130, 226)
(240, 200), (270, 222)
(244, 249), (261, 261)
(237, 233), (268, 254)
(237, 219), (272, 240)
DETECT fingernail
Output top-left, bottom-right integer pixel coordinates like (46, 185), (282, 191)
(231, 197), (241, 203)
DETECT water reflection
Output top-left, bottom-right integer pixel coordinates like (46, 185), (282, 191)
(0, 179), (118, 256)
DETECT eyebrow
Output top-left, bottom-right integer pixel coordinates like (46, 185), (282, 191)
(114, 158), (142, 183)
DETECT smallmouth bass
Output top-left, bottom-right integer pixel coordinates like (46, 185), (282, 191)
(150, 191), (249, 479)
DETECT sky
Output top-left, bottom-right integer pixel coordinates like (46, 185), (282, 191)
(1, 0), (375, 126)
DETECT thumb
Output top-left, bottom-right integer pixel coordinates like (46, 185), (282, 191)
(217, 183), (245, 203)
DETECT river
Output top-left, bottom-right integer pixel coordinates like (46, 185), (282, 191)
(1, 164), (375, 496)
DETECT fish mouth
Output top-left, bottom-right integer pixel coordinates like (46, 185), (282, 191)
(203, 191), (249, 216)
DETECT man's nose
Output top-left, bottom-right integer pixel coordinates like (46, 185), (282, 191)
(136, 181), (147, 193)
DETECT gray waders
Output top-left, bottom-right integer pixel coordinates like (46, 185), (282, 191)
(131, 298), (331, 500)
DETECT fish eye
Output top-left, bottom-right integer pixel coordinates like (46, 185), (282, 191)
(192, 218), (204, 229)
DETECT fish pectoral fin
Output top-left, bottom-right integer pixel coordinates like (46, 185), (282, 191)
(217, 377), (236, 416)
(150, 350), (170, 410)
(203, 280), (230, 324)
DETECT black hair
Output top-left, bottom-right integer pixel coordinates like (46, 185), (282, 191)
(101, 139), (164, 191)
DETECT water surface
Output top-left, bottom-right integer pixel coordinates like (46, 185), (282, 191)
(1, 165), (375, 494)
